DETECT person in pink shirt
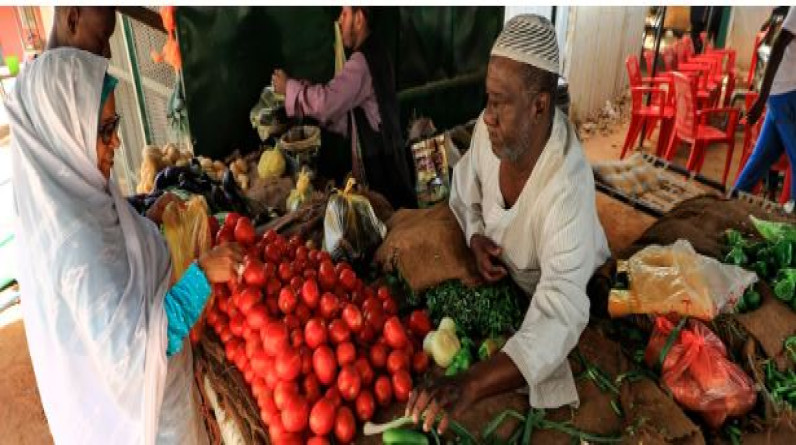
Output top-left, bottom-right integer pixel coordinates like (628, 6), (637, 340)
(272, 6), (417, 209)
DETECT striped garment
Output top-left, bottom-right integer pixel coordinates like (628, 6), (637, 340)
(491, 14), (560, 75)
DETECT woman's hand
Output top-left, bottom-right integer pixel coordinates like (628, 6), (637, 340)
(198, 244), (243, 284)
(145, 192), (182, 225)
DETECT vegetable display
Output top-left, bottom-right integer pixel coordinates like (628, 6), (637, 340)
(205, 214), (429, 443)
(423, 280), (527, 338)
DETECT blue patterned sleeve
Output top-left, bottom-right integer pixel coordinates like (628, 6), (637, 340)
(164, 262), (211, 356)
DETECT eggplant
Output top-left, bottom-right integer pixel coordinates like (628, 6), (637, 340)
(153, 166), (190, 191)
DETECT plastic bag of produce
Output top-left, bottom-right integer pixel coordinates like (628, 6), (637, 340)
(161, 195), (214, 344)
(645, 317), (757, 428)
(608, 240), (757, 320)
(286, 168), (314, 212)
(323, 178), (387, 262)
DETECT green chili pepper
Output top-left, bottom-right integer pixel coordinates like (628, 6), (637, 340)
(744, 288), (761, 310)
(446, 338), (474, 376)
(383, 428), (430, 445)
(478, 336), (506, 361)
(725, 246), (748, 266)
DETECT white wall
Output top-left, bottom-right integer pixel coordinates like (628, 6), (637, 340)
(726, 6), (772, 78)
(563, 6), (647, 121)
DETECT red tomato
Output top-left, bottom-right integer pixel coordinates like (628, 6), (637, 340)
(295, 246), (309, 262)
(266, 277), (282, 297)
(268, 415), (286, 442)
(276, 348), (302, 381)
(312, 345), (338, 386)
(208, 215), (220, 240)
(234, 217), (256, 245)
(300, 346), (313, 375)
(289, 276), (303, 292)
(408, 310), (432, 338)
(308, 397), (336, 436)
(334, 261), (351, 275)
(262, 228), (277, 244)
(216, 226), (233, 245)
(318, 262), (337, 290)
(263, 262), (277, 279)
(278, 287), (298, 314)
(259, 391), (278, 425)
(265, 244), (281, 263)
(246, 304), (269, 330)
(242, 322), (256, 342)
(252, 378), (267, 400)
(290, 328), (303, 348)
(387, 350), (409, 374)
(357, 324), (376, 344)
(234, 346), (248, 370)
(392, 370), (413, 402)
(303, 269), (318, 281)
(328, 319), (351, 344)
(278, 262), (294, 283)
(294, 303), (311, 324)
(318, 251), (332, 264)
(281, 395), (309, 433)
(283, 314), (300, 331)
(354, 357), (375, 386)
(273, 380), (298, 410)
(244, 366), (255, 384)
(219, 327), (233, 344)
(230, 313), (245, 337)
(355, 390), (376, 422)
(369, 344), (389, 369)
(266, 296), (280, 317)
(224, 212), (241, 230)
(383, 316), (408, 349)
(288, 235), (302, 250)
(250, 350), (271, 377)
(262, 321), (289, 357)
(341, 304), (364, 333)
(339, 269), (357, 292)
(243, 260), (266, 287)
(307, 437), (330, 445)
(374, 375), (393, 407)
(207, 308), (220, 329)
(304, 319), (328, 350)
(217, 293), (231, 314)
(412, 351), (430, 374)
(335, 342), (356, 366)
(301, 278), (321, 309)
(334, 406), (356, 444)
(376, 285), (391, 301)
(349, 289), (365, 306)
(336, 365), (361, 401)
(265, 364), (280, 390)
(319, 293), (340, 320)
(238, 287), (262, 314)
(382, 298), (398, 316)
(302, 374), (322, 404)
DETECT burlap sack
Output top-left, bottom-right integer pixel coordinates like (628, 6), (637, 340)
(375, 203), (481, 293)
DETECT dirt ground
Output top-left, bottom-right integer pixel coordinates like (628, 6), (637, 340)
(0, 111), (748, 444)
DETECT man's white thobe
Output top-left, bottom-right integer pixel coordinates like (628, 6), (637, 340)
(449, 108), (610, 408)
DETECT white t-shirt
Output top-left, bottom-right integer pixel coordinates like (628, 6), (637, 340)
(771, 7), (796, 96)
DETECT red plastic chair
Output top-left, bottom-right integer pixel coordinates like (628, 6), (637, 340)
(620, 56), (675, 159)
(664, 72), (740, 185)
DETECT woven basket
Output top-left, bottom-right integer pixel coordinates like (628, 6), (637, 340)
(278, 125), (321, 153)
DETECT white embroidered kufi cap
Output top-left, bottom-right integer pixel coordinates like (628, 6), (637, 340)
(491, 14), (560, 75)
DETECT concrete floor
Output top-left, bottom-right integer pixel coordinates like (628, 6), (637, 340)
(0, 108), (749, 444)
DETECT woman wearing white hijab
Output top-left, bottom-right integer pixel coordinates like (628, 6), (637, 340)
(6, 48), (240, 444)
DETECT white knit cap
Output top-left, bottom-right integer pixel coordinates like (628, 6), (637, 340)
(491, 14), (560, 75)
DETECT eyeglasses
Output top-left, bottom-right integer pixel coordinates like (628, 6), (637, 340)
(98, 114), (121, 144)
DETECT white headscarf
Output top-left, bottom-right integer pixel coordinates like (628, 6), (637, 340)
(6, 48), (205, 444)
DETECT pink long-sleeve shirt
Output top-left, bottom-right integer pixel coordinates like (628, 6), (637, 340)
(285, 52), (382, 138)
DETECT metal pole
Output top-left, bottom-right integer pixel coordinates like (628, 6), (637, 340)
(704, 6), (714, 53)
(638, 6), (666, 150)
(551, 6), (557, 26)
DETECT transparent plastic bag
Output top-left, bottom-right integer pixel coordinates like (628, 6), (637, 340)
(645, 317), (757, 428)
(323, 178), (387, 262)
(161, 195), (214, 344)
(609, 240), (757, 320)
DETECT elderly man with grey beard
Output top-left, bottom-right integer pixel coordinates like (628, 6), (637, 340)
(405, 14), (610, 434)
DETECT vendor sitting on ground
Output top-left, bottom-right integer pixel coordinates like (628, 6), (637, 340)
(405, 14), (611, 433)
(271, 6), (417, 210)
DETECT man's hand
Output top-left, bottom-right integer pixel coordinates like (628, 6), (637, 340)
(198, 244), (243, 284)
(405, 375), (476, 434)
(271, 69), (288, 95)
(470, 234), (508, 282)
(746, 98), (765, 126)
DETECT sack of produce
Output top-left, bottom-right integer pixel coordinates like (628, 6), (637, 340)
(645, 316), (757, 428)
(323, 178), (387, 262)
(608, 239), (757, 320)
(375, 203), (482, 293)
